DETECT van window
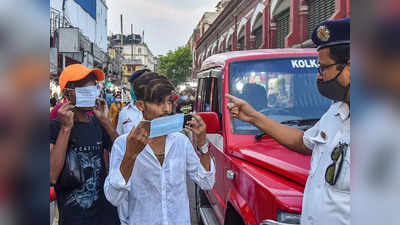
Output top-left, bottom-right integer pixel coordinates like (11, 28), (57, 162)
(196, 78), (204, 112)
(197, 77), (221, 113)
(200, 78), (212, 112)
(212, 78), (221, 114)
(229, 57), (331, 134)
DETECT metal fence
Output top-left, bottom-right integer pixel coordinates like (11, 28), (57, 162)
(50, 7), (72, 37)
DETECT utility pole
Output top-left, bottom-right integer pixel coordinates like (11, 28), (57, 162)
(131, 24), (133, 63)
(120, 14), (124, 86)
(120, 14), (123, 47)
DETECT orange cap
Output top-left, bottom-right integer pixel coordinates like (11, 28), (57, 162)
(59, 64), (105, 91)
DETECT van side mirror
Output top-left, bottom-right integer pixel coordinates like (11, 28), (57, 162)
(198, 112), (222, 134)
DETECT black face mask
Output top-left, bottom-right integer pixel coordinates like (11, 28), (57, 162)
(317, 66), (350, 102)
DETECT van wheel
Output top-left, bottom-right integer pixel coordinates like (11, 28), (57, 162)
(195, 184), (209, 225)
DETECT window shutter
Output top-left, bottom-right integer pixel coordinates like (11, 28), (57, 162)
(307, 0), (336, 39)
(254, 26), (263, 48)
(276, 9), (290, 48)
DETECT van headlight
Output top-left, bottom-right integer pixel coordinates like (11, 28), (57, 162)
(260, 211), (300, 225)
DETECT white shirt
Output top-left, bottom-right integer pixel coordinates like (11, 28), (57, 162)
(353, 100), (400, 225)
(301, 102), (350, 225)
(122, 89), (131, 104)
(115, 102), (142, 224)
(104, 132), (216, 225)
(116, 102), (143, 135)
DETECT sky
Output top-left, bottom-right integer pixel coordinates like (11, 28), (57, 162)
(107, 0), (220, 56)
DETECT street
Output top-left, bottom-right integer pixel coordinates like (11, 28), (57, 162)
(187, 177), (199, 225)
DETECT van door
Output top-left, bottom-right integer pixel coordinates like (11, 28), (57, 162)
(197, 75), (226, 221)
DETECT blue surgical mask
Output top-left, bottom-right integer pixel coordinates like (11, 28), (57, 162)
(148, 113), (184, 138)
(75, 85), (99, 107)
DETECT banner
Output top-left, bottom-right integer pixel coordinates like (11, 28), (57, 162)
(74, 0), (96, 19)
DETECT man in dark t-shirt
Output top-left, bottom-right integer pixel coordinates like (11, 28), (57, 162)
(50, 64), (120, 225)
(50, 117), (119, 225)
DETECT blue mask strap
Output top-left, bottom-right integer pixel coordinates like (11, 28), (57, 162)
(130, 88), (137, 103)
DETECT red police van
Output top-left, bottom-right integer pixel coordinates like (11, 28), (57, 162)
(195, 49), (331, 225)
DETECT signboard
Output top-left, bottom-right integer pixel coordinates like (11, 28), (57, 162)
(74, 0), (96, 19)
(83, 54), (94, 68)
(58, 28), (80, 53)
(50, 48), (58, 74)
(93, 44), (107, 63)
(109, 49), (116, 59)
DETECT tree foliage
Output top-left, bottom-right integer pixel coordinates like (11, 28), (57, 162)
(157, 45), (192, 87)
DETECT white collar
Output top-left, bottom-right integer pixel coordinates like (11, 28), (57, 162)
(334, 101), (350, 120)
(144, 133), (176, 165)
(128, 102), (140, 111)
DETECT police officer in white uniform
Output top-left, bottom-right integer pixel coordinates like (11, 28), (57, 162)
(226, 18), (350, 225)
(116, 69), (150, 135)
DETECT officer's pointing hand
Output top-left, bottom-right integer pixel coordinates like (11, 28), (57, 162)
(225, 94), (258, 123)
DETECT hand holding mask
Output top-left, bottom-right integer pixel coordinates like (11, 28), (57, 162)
(93, 97), (109, 122)
(126, 120), (151, 157)
(58, 102), (75, 129)
(184, 114), (207, 147)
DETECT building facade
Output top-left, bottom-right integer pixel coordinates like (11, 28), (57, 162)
(106, 45), (123, 85)
(109, 34), (156, 86)
(187, 9), (225, 79)
(121, 43), (155, 72)
(50, 0), (109, 77)
(191, 0), (350, 78)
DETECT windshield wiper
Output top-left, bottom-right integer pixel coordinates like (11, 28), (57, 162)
(280, 118), (319, 126)
(254, 119), (320, 141)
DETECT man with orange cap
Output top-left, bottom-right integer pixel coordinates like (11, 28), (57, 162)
(50, 64), (120, 225)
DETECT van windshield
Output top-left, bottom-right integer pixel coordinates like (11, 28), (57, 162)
(229, 57), (331, 134)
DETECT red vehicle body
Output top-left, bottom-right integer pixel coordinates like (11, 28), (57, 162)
(195, 49), (330, 225)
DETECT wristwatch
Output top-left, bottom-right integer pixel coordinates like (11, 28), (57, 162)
(198, 141), (209, 155)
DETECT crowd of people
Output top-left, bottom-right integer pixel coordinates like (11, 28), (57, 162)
(49, 64), (205, 225)
(50, 80), (196, 131)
